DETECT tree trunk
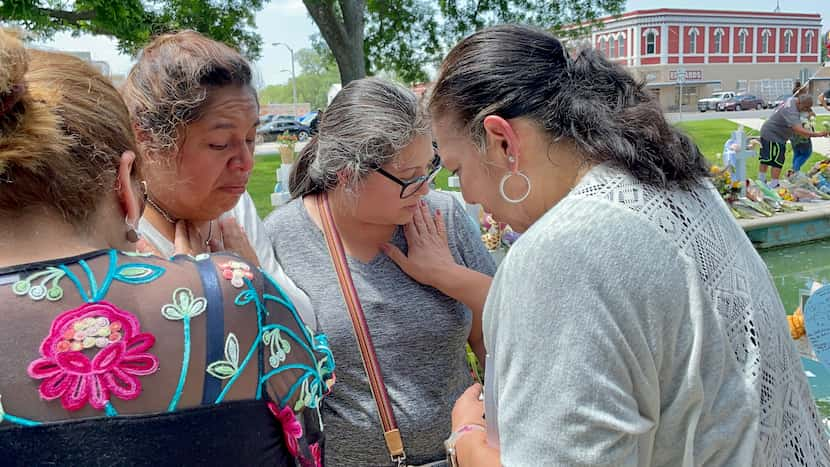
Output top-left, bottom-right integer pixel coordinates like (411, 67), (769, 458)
(333, 35), (366, 85)
(303, 0), (366, 85)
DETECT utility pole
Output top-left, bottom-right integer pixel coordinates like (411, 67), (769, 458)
(272, 42), (297, 117)
(677, 68), (686, 121)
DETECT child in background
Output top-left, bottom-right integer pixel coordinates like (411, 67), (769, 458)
(791, 115), (815, 173)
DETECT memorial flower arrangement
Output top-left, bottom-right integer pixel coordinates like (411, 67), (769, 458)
(277, 131), (298, 152)
(710, 165), (742, 203)
(479, 210), (520, 252)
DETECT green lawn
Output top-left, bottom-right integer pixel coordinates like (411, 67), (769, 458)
(676, 118), (827, 180)
(249, 118), (830, 218)
(250, 154), (283, 218)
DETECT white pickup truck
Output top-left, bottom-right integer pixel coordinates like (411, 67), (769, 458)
(697, 91), (735, 112)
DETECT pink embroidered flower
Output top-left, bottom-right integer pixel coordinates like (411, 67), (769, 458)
(268, 401), (303, 457)
(309, 442), (322, 467)
(219, 261), (254, 288)
(27, 301), (159, 411)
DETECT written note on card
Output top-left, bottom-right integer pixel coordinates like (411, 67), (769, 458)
(805, 285), (830, 371)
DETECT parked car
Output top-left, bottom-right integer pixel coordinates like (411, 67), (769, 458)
(307, 112), (320, 136)
(766, 94), (790, 109)
(697, 91), (736, 112)
(260, 114), (296, 125)
(256, 120), (310, 144)
(297, 110), (319, 127)
(718, 93), (765, 111)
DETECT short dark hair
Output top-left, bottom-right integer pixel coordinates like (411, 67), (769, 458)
(429, 24), (709, 187)
(797, 95), (814, 108)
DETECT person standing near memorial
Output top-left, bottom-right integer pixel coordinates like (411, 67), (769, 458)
(759, 95), (827, 187)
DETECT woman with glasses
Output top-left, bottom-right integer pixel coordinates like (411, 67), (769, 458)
(264, 77), (495, 466)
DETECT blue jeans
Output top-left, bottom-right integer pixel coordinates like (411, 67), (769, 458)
(792, 141), (812, 172)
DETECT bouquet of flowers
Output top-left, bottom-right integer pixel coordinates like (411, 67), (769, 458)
(710, 165), (742, 203)
(276, 131), (299, 163)
(276, 131), (298, 151)
(479, 211), (520, 252)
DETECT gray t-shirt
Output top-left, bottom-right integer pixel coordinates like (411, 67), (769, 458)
(264, 191), (496, 466)
(760, 97), (802, 143)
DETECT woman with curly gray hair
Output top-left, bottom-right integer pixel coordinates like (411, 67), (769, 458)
(121, 31), (313, 324)
(437, 25), (829, 467)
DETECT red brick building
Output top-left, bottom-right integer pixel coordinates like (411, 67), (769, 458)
(575, 9), (824, 110)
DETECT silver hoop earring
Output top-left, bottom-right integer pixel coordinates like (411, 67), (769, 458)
(499, 172), (531, 204)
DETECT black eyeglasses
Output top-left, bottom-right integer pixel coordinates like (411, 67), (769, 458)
(376, 154), (442, 199)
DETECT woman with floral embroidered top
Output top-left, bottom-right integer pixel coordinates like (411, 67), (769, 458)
(120, 30), (316, 328)
(0, 29), (333, 466)
(432, 25), (829, 467)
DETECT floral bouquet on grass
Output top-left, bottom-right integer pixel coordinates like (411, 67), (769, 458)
(277, 131), (299, 163)
(710, 165), (742, 203)
(276, 131), (298, 151)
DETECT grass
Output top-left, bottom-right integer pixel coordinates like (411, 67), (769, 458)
(250, 154), (283, 218)
(249, 117), (830, 218)
(676, 117), (828, 180)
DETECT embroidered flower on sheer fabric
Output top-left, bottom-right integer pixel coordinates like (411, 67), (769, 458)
(268, 401), (303, 457)
(27, 301), (159, 411)
(309, 442), (322, 467)
(219, 261), (254, 288)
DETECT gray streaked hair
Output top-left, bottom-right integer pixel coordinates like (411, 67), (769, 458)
(289, 77), (430, 198)
(429, 24), (710, 188)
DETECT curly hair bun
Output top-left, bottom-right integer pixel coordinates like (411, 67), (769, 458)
(0, 28), (138, 225)
(0, 29), (67, 175)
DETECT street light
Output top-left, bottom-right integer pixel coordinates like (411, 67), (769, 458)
(272, 42), (297, 117)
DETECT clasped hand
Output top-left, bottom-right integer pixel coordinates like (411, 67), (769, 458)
(381, 199), (457, 288)
(137, 217), (260, 267)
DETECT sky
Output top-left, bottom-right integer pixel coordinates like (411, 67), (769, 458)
(29, 0), (830, 87)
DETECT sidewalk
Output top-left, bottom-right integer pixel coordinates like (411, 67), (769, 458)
(254, 140), (309, 156)
(728, 118), (830, 157)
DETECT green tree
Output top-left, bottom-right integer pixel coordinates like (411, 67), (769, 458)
(302, 0), (625, 85)
(296, 38), (338, 75)
(0, 0), (265, 59)
(259, 46), (340, 109)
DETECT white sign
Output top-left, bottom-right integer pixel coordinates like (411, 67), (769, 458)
(676, 67), (687, 84)
(669, 69), (703, 81)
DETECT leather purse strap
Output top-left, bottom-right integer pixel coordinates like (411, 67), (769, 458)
(315, 193), (407, 466)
